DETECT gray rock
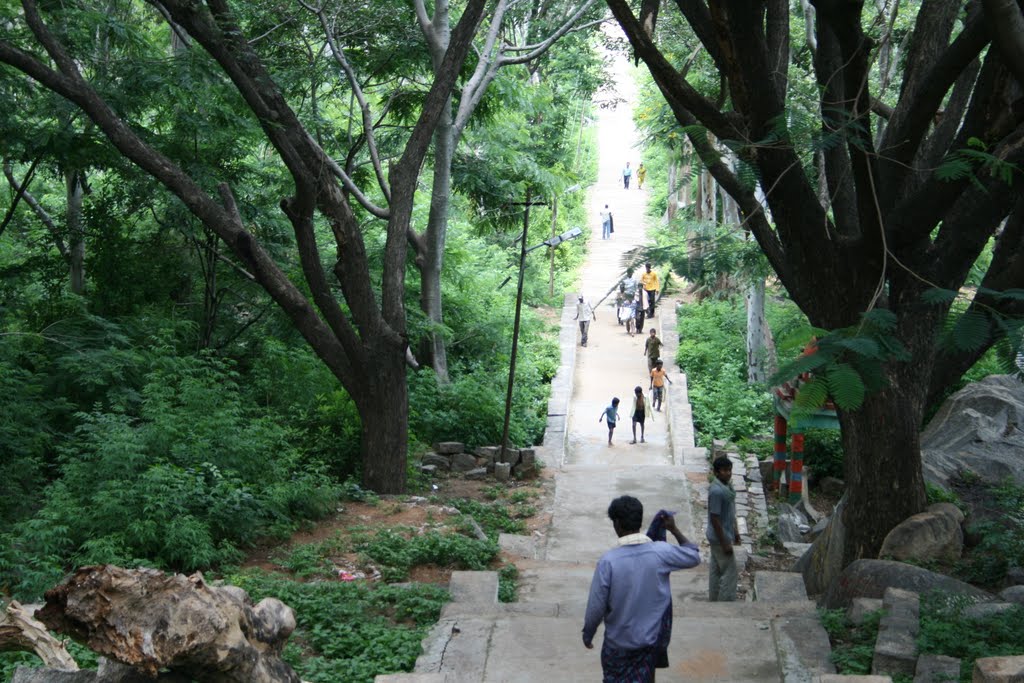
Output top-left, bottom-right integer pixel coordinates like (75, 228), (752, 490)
(1006, 565), (1024, 586)
(712, 439), (728, 457)
(806, 515), (830, 542)
(745, 467), (763, 483)
(921, 374), (1024, 488)
(796, 498), (823, 524)
(927, 501), (965, 525)
(475, 446), (500, 460)
(434, 441), (465, 455)
(777, 503), (808, 543)
(879, 510), (963, 563)
(451, 452), (478, 472)
(848, 597), (884, 625)
(520, 449), (536, 468)
(758, 459), (774, 485)
(824, 559), (994, 609)
(963, 602), (1018, 619)
(96, 659), (191, 682)
(795, 494), (848, 596)
(421, 453), (451, 470)
(464, 467), (488, 480)
(872, 588), (920, 677)
(819, 476), (845, 497)
(783, 541), (812, 559)
(12, 670), (97, 683)
(419, 464), (438, 475)
(973, 655), (1024, 682)
(999, 585), (1024, 604)
(498, 448), (520, 465)
(494, 462), (512, 482)
(913, 654), (960, 683)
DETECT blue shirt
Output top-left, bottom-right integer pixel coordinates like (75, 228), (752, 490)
(582, 539), (701, 650)
(705, 479), (736, 544)
(604, 405), (619, 424)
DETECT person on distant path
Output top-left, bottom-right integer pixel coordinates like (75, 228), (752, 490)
(582, 496), (700, 683)
(622, 162), (632, 189)
(636, 162), (647, 190)
(622, 267), (638, 298)
(600, 204), (613, 240)
(650, 360), (673, 412)
(615, 284), (630, 327)
(644, 328), (663, 372)
(599, 398), (620, 446)
(634, 290), (646, 334)
(575, 295), (595, 347)
(707, 456), (741, 602)
(640, 263), (659, 317)
(629, 385), (650, 444)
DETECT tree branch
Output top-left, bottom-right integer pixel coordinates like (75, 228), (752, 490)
(497, 0), (598, 67)
(981, 0), (1024, 86)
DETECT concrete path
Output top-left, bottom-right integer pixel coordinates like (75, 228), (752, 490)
(389, 51), (838, 683)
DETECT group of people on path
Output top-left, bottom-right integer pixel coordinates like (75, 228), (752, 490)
(582, 457), (741, 681)
(614, 264), (659, 335)
(598, 331), (671, 447)
(621, 161), (646, 190)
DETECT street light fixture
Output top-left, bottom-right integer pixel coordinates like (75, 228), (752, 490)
(500, 187), (583, 464)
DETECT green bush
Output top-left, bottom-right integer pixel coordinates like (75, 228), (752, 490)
(802, 428), (845, 480)
(1, 354), (339, 600)
(818, 607), (882, 674)
(354, 528), (499, 583)
(956, 481), (1024, 587)
(231, 570), (449, 683)
(918, 593), (1024, 682)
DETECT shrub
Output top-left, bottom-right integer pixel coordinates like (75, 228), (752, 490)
(918, 593), (1024, 681)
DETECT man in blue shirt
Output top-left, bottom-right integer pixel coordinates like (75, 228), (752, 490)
(582, 496), (701, 682)
(706, 456), (740, 601)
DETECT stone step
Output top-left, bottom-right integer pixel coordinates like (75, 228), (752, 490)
(440, 598), (819, 620)
(754, 571), (809, 602)
(448, 571), (499, 604)
(414, 613), (812, 682)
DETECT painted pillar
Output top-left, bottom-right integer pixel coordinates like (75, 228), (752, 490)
(772, 414), (788, 493)
(789, 432), (805, 503)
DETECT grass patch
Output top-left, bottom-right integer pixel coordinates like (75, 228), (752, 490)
(818, 607), (882, 675)
(918, 594), (1024, 682)
(231, 570), (448, 683)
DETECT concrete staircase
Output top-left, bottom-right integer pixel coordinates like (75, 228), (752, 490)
(391, 563), (834, 683)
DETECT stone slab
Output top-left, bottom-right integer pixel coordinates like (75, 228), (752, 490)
(448, 571), (498, 603)
(498, 533), (535, 559)
(773, 616), (836, 682)
(375, 675), (449, 683)
(973, 655), (1024, 682)
(435, 442), (465, 455)
(815, 677), (892, 682)
(913, 654), (960, 683)
(754, 571), (809, 602)
(849, 597), (884, 625)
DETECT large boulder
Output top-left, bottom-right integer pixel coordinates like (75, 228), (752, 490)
(794, 494), (847, 596)
(878, 509), (963, 563)
(823, 559), (994, 609)
(921, 374), (1024, 488)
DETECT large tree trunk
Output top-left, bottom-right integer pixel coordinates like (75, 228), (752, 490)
(745, 278), (771, 384)
(66, 169), (85, 295)
(356, 346), (409, 493)
(419, 108), (455, 382)
(839, 374), (929, 564)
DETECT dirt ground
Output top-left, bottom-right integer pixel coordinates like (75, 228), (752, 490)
(242, 469), (556, 586)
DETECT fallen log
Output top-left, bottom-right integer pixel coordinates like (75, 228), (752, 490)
(35, 565), (300, 682)
(0, 599), (79, 670)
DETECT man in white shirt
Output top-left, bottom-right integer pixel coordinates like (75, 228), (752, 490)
(574, 295), (595, 347)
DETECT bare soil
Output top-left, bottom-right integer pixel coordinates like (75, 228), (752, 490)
(241, 471), (555, 586)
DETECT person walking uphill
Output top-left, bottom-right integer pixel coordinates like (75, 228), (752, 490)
(636, 162), (647, 190)
(622, 162), (632, 189)
(575, 295), (595, 347)
(707, 456), (741, 602)
(582, 496), (700, 683)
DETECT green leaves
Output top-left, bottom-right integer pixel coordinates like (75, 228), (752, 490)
(771, 308), (909, 414)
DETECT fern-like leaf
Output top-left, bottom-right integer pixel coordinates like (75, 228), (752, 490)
(832, 337), (882, 358)
(794, 377), (829, 411)
(921, 288), (960, 304)
(951, 310), (991, 351)
(826, 363), (865, 410)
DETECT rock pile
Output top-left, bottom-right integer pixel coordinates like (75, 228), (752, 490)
(419, 442), (537, 481)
